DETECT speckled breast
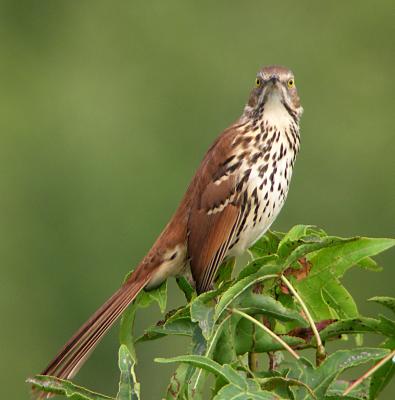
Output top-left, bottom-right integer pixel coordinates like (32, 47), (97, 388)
(228, 118), (300, 256)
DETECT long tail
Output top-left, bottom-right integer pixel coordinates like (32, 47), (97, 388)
(38, 274), (150, 387)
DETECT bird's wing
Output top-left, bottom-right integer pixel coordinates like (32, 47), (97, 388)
(187, 129), (242, 293)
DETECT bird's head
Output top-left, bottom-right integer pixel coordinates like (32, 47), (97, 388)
(244, 65), (303, 121)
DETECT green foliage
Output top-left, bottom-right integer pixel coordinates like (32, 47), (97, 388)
(117, 345), (140, 400)
(285, 348), (389, 400)
(29, 226), (395, 399)
(367, 299), (395, 400)
(27, 375), (113, 399)
(119, 280), (168, 357)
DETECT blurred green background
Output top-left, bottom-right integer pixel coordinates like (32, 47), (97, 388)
(1, 1), (394, 398)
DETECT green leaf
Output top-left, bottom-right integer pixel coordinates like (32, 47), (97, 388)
(136, 317), (195, 343)
(182, 325), (209, 400)
(190, 315), (234, 397)
(190, 283), (233, 340)
(284, 236), (355, 267)
(286, 348), (389, 400)
(356, 257), (383, 272)
(294, 237), (395, 320)
(176, 276), (195, 302)
(249, 230), (284, 258)
(277, 225), (326, 259)
(117, 345), (140, 400)
(308, 237), (394, 279)
(119, 302), (139, 358)
(377, 314), (395, 337)
(236, 290), (308, 326)
(213, 380), (282, 400)
(369, 338), (395, 400)
(135, 305), (192, 343)
(368, 296), (395, 313)
(134, 329), (165, 343)
(146, 280), (167, 313)
(27, 376), (113, 399)
(190, 288), (221, 339)
(215, 257), (236, 286)
(260, 376), (317, 399)
(319, 317), (395, 342)
(279, 225), (314, 243)
(212, 315), (237, 364)
(321, 279), (358, 319)
(191, 324), (207, 355)
(238, 255), (279, 279)
(165, 363), (190, 400)
(214, 265), (281, 327)
(327, 378), (370, 398)
(166, 305), (191, 323)
(234, 317), (305, 354)
(156, 355), (250, 395)
(120, 281), (168, 355)
(154, 317), (195, 337)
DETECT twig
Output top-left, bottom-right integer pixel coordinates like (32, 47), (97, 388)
(230, 308), (300, 360)
(280, 275), (326, 365)
(268, 352), (276, 370)
(248, 352), (259, 374)
(343, 349), (395, 396)
(248, 315), (266, 374)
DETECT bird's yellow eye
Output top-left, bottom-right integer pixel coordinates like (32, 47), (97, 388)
(255, 78), (262, 87)
(287, 78), (295, 89)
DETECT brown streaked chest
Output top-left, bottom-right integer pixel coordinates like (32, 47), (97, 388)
(225, 107), (300, 254)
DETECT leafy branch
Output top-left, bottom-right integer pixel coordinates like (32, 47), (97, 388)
(28, 225), (395, 400)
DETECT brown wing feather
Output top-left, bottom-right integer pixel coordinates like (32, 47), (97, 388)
(187, 126), (242, 293)
(188, 183), (240, 292)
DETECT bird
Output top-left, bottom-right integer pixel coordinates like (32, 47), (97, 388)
(37, 65), (303, 389)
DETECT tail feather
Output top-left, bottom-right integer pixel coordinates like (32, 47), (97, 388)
(42, 287), (123, 377)
(56, 289), (137, 379)
(40, 276), (149, 382)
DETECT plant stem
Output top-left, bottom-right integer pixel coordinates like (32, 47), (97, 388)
(268, 352), (276, 370)
(230, 308), (300, 360)
(248, 352), (259, 374)
(343, 349), (395, 396)
(280, 275), (326, 365)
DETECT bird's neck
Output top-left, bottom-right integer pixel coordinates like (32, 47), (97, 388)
(237, 99), (300, 154)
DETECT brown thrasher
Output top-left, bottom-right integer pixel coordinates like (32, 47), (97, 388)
(38, 65), (303, 386)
